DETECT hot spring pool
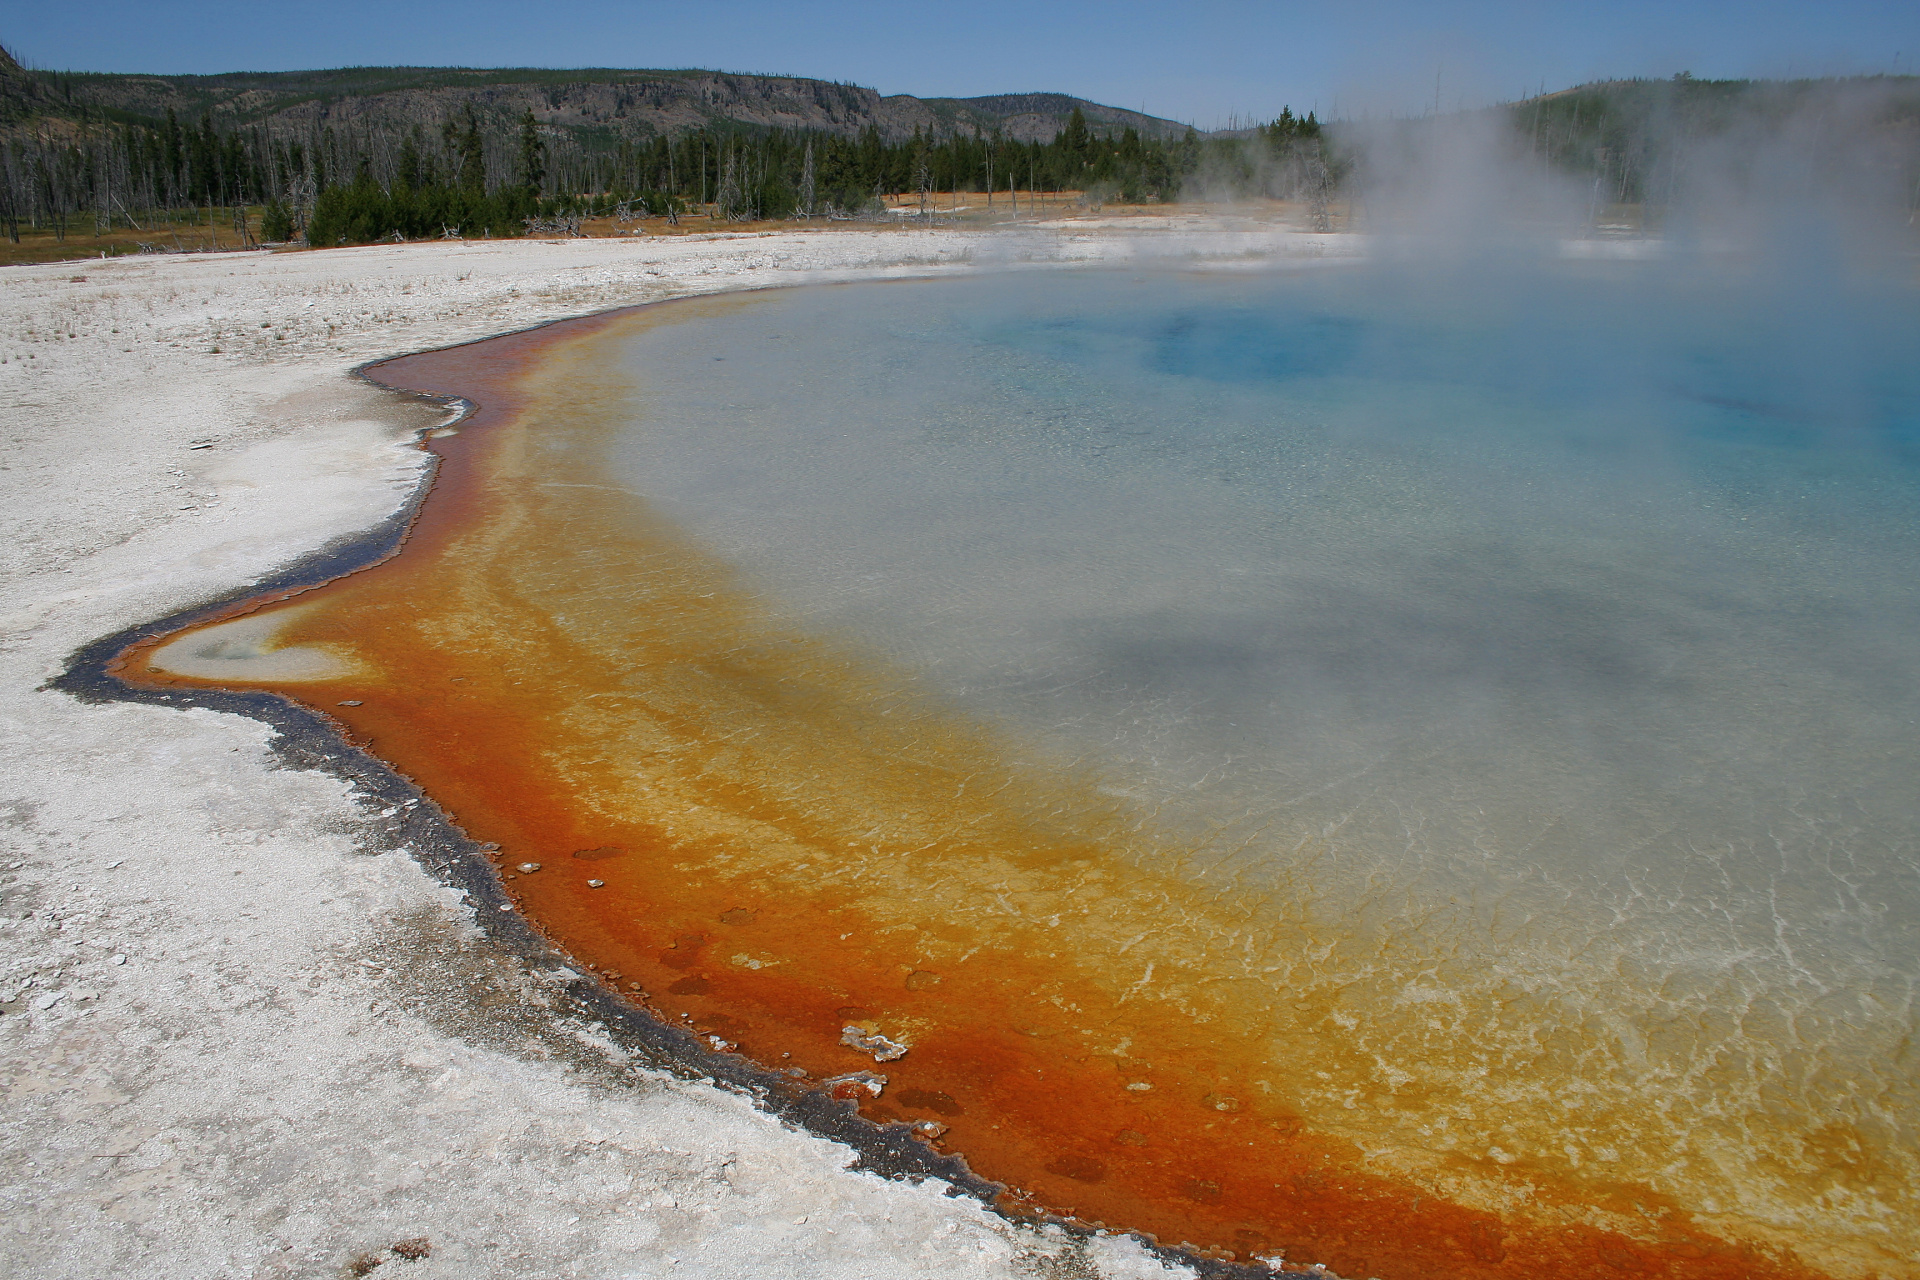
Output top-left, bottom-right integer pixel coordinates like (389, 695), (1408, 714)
(603, 258), (1920, 1266)
(145, 251), (1920, 1276)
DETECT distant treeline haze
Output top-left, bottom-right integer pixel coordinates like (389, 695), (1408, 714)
(1516, 75), (1920, 211)
(4, 54), (1914, 249)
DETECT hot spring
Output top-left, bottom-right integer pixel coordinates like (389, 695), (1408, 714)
(134, 252), (1920, 1279)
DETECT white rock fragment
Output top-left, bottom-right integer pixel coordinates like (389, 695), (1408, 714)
(841, 1024), (910, 1062)
(33, 991), (63, 1010)
(110, 954), (127, 965)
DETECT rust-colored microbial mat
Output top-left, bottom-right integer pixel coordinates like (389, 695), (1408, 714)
(119, 292), (1907, 1280)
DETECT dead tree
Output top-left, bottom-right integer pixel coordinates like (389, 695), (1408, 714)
(1303, 142), (1333, 232)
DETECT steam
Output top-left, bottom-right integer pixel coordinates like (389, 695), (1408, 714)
(1329, 76), (1920, 264)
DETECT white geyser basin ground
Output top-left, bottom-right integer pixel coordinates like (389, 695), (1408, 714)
(0, 220), (1341, 1280)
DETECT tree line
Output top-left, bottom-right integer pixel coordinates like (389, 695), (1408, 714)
(0, 85), (1332, 248)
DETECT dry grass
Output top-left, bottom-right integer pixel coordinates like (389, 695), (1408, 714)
(0, 208), (265, 266)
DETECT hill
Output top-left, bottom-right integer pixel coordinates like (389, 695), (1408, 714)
(0, 52), (1264, 249)
(1, 61), (1192, 146)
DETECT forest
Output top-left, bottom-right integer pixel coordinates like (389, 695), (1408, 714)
(0, 99), (1330, 247)
(1508, 74), (1920, 209)
(6, 45), (1913, 252)
(295, 105), (1333, 245)
(0, 45), (1330, 249)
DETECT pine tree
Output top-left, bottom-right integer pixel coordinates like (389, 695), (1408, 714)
(397, 132), (421, 193)
(261, 199), (293, 242)
(457, 106), (485, 195)
(518, 109), (545, 196)
(1063, 107), (1091, 163)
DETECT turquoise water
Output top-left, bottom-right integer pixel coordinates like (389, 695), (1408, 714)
(600, 258), (1920, 1240)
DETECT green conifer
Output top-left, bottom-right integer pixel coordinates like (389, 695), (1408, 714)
(518, 109), (545, 196)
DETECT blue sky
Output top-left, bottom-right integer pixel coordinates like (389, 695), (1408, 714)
(8, 0), (1917, 127)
